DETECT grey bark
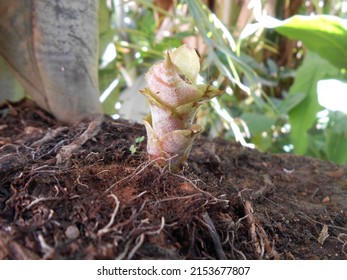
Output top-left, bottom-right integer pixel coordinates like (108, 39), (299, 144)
(0, 0), (102, 123)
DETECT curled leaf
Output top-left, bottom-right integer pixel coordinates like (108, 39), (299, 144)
(141, 44), (221, 172)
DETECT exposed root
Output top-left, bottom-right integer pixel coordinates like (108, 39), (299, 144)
(337, 233), (347, 257)
(104, 157), (167, 194)
(113, 213), (165, 259)
(202, 212), (227, 260)
(170, 172), (229, 204)
(2, 101), (346, 260)
(97, 194), (120, 236)
(228, 231), (247, 260)
(37, 233), (54, 259)
(56, 116), (103, 163)
(150, 193), (203, 206)
(32, 127), (68, 147)
(127, 234), (145, 260)
(25, 197), (59, 210)
(146, 217), (166, 235)
(300, 212), (347, 231)
(220, 212), (248, 260)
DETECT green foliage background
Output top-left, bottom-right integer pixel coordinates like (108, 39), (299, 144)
(2, 0), (347, 164)
(97, 0), (347, 164)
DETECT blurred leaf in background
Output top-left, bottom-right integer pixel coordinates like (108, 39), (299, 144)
(0, 57), (24, 104)
(275, 15), (347, 69)
(271, 13), (347, 162)
(325, 111), (347, 164)
(94, 0), (347, 164)
(286, 51), (339, 154)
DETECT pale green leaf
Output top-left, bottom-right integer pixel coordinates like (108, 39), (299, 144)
(288, 52), (340, 154)
(325, 111), (347, 163)
(241, 113), (275, 135)
(171, 45), (200, 83)
(278, 93), (307, 115)
(129, 145), (137, 155)
(135, 136), (145, 143)
(275, 15), (347, 69)
(325, 132), (347, 164)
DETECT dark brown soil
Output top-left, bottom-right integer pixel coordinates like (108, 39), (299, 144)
(0, 100), (346, 260)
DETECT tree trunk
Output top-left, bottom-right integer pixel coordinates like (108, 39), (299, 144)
(0, 0), (102, 123)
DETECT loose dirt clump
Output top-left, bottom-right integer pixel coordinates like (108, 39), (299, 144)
(0, 100), (346, 259)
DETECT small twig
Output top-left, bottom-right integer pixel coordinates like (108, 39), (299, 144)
(300, 212), (347, 231)
(311, 188), (320, 199)
(244, 201), (279, 259)
(149, 193), (202, 206)
(202, 212), (227, 260)
(97, 194), (120, 236)
(171, 173), (229, 204)
(129, 191), (147, 202)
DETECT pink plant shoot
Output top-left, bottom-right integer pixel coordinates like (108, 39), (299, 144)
(141, 45), (221, 172)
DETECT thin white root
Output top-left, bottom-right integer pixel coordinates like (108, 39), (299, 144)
(127, 234), (145, 260)
(147, 217), (166, 235)
(97, 194), (120, 236)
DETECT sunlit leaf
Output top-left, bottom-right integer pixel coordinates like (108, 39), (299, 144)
(278, 93), (306, 115)
(325, 111), (347, 163)
(241, 112), (275, 135)
(275, 15), (347, 69)
(288, 52), (339, 154)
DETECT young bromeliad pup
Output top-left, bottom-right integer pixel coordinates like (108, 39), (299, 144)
(141, 45), (221, 172)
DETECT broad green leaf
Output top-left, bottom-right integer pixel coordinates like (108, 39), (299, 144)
(326, 132), (347, 164)
(325, 111), (347, 163)
(288, 52), (340, 154)
(252, 133), (273, 152)
(241, 112), (275, 152)
(275, 15), (347, 69)
(327, 111), (347, 134)
(241, 112), (275, 135)
(277, 93), (307, 115)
